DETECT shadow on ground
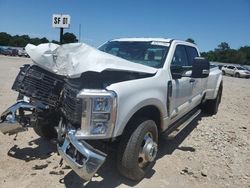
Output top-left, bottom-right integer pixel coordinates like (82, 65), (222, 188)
(62, 113), (205, 188)
(7, 137), (57, 162)
(6, 112), (205, 187)
(157, 113), (203, 159)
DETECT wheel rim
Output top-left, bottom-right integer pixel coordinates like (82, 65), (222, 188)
(138, 132), (158, 168)
(57, 118), (67, 145)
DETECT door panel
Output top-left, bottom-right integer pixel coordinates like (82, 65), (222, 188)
(170, 78), (192, 119)
(169, 45), (193, 120)
(185, 46), (204, 108)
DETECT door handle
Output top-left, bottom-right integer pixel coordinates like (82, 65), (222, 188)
(189, 78), (195, 83)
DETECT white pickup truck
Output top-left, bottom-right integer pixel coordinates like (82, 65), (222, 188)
(0, 38), (222, 181)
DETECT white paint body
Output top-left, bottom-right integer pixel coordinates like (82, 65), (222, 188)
(107, 39), (222, 137)
(25, 38), (222, 138)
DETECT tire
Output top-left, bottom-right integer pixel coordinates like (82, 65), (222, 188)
(222, 70), (225, 75)
(117, 118), (158, 181)
(33, 116), (58, 140)
(235, 73), (240, 78)
(202, 83), (223, 115)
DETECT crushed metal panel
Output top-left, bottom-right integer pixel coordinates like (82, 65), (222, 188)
(25, 43), (157, 78)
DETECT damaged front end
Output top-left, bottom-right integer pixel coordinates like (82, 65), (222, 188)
(56, 81), (118, 180)
(0, 63), (63, 135)
(0, 42), (157, 181)
(58, 129), (106, 181)
(0, 101), (37, 134)
(0, 101), (107, 181)
(0, 64), (110, 181)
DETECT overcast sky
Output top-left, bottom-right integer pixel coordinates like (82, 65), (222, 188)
(0, 0), (249, 51)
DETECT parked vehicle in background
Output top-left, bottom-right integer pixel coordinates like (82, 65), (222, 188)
(0, 47), (19, 56)
(18, 48), (29, 57)
(0, 48), (12, 56)
(217, 65), (223, 70)
(243, 66), (250, 72)
(0, 47), (4, 55)
(11, 49), (19, 56)
(222, 65), (250, 78)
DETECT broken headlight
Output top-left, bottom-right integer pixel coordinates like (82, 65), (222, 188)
(76, 89), (117, 139)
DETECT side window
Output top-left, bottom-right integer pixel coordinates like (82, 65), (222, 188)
(186, 46), (199, 66)
(171, 45), (188, 66)
(108, 47), (119, 56)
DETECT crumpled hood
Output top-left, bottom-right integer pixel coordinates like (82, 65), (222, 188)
(25, 43), (157, 78)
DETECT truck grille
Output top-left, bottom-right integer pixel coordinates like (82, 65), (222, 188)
(62, 80), (82, 125)
(12, 65), (64, 107)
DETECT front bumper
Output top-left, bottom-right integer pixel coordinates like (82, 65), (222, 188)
(239, 72), (250, 78)
(0, 101), (36, 134)
(57, 130), (106, 181)
(1, 101), (107, 181)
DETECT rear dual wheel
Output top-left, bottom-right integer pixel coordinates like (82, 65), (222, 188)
(203, 83), (223, 115)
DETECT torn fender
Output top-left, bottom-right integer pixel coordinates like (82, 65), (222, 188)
(25, 43), (157, 78)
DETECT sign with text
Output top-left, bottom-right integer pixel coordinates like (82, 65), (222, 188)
(52, 14), (70, 28)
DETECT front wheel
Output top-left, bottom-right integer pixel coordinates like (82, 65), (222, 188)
(32, 113), (59, 140)
(117, 119), (158, 181)
(235, 73), (240, 78)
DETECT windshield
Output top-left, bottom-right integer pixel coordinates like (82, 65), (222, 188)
(99, 41), (169, 68)
(237, 66), (246, 70)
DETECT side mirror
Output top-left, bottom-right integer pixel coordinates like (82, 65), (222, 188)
(191, 57), (210, 78)
(171, 65), (183, 79)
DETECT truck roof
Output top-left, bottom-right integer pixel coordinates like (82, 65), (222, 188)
(111, 38), (172, 43)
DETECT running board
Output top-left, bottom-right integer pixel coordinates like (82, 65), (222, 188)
(163, 109), (201, 139)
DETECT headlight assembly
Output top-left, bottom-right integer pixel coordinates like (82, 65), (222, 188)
(92, 97), (112, 112)
(76, 89), (117, 139)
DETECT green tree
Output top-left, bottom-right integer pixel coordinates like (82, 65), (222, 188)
(39, 37), (49, 43)
(0, 32), (12, 46)
(238, 46), (250, 65)
(215, 42), (230, 52)
(30, 37), (41, 45)
(20, 35), (30, 42)
(201, 50), (218, 62)
(29, 37), (49, 45)
(62, 32), (78, 44)
(51, 40), (60, 44)
(186, 38), (196, 44)
(9, 37), (27, 47)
